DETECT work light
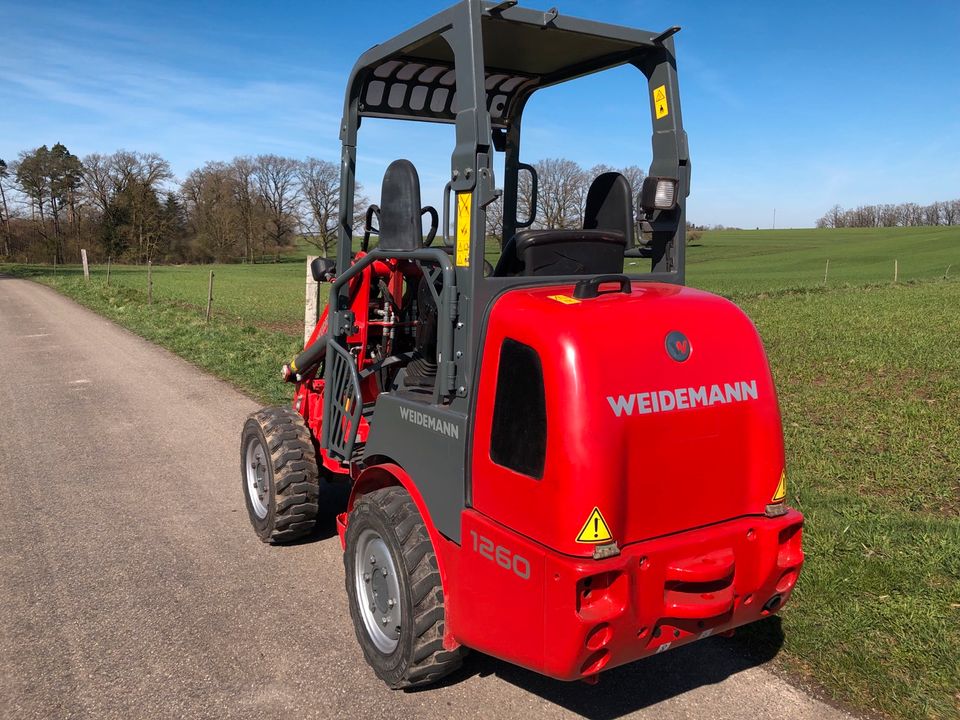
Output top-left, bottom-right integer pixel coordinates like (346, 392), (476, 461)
(640, 176), (678, 213)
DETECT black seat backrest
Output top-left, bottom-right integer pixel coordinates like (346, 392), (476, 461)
(583, 172), (634, 247)
(379, 159), (422, 252)
(494, 229), (626, 277)
(493, 171), (634, 277)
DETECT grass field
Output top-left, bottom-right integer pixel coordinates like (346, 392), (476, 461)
(688, 226), (958, 294)
(4, 226), (960, 720)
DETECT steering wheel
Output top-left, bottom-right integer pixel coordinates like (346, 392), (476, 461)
(421, 206), (439, 247)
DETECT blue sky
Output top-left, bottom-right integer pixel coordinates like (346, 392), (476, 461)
(1, 0), (957, 228)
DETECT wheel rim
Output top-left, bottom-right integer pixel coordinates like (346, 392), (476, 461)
(354, 528), (402, 653)
(245, 436), (269, 519)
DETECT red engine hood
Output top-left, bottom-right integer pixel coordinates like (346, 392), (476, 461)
(471, 282), (786, 557)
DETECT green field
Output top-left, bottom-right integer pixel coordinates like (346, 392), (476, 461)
(13, 226), (955, 331)
(686, 226), (958, 295)
(4, 226), (960, 720)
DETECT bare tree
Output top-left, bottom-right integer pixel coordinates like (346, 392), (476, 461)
(816, 197), (960, 229)
(297, 158), (340, 258)
(254, 154), (301, 261)
(0, 159), (11, 257)
(81, 153), (114, 214)
(619, 165), (647, 220)
(297, 157), (367, 258)
(485, 192), (504, 246)
(879, 204), (898, 227)
(943, 200), (959, 226)
(182, 162), (240, 261)
(230, 156), (265, 263)
(535, 158), (585, 229)
(820, 204), (844, 228)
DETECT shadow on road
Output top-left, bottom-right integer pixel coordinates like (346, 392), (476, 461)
(419, 617), (785, 720)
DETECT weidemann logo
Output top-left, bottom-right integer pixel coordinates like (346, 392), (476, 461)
(607, 380), (759, 417)
(399, 406), (460, 439)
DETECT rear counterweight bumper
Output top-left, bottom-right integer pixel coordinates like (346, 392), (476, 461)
(451, 509), (803, 681)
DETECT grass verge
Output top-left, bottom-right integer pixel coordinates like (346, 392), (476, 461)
(733, 281), (960, 719)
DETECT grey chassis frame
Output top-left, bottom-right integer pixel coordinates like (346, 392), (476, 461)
(322, 0), (691, 542)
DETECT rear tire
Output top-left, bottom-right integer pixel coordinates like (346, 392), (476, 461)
(240, 406), (320, 543)
(344, 486), (462, 688)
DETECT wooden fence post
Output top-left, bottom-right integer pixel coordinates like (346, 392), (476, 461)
(106, 257), (111, 286)
(53, 255), (57, 276)
(81, 249), (89, 281)
(894, 259), (899, 283)
(205, 271), (215, 322)
(147, 261), (153, 304)
(823, 259), (829, 285)
(305, 256), (319, 345)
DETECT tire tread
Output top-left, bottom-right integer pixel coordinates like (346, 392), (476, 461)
(244, 406), (320, 543)
(351, 486), (462, 688)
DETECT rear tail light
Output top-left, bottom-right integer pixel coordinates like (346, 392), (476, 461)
(765, 470), (789, 516)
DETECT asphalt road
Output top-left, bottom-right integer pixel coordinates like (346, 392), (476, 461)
(0, 276), (856, 720)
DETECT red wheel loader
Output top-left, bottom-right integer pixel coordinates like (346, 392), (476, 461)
(240, 0), (804, 688)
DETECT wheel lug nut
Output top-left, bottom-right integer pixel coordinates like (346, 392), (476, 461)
(382, 569), (388, 577)
(370, 556), (376, 565)
(387, 599), (395, 608)
(363, 573), (370, 582)
(381, 617), (388, 625)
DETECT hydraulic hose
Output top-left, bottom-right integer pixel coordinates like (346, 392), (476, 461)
(283, 334), (328, 382)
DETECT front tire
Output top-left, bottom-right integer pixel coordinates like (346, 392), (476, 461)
(344, 486), (462, 688)
(240, 406), (320, 543)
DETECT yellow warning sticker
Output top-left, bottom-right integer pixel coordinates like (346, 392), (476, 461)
(547, 294), (581, 305)
(575, 507), (613, 544)
(456, 192), (472, 267)
(771, 470), (787, 502)
(653, 84), (669, 120)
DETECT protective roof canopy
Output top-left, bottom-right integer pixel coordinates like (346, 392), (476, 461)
(357, 11), (659, 127)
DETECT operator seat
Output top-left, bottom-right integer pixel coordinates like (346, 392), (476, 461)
(376, 159), (440, 389)
(494, 171), (634, 277)
(378, 159), (424, 251)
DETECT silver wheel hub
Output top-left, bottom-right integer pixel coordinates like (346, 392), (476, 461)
(245, 437), (269, 519)
(354, 528), (402, 653)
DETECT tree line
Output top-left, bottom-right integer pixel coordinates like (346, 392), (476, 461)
(0, 144), (365, 264)
(816, 199), (960, 229)
(0, 143), (657, 265)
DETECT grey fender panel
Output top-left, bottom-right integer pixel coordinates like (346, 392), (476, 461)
(364, 394), (468, 543)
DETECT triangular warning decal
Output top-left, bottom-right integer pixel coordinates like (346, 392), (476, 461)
(575, 507), (613, 544)
(771, 470), (787, 502)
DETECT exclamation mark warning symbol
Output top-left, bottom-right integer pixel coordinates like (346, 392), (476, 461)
(576, 507), (613, 544)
